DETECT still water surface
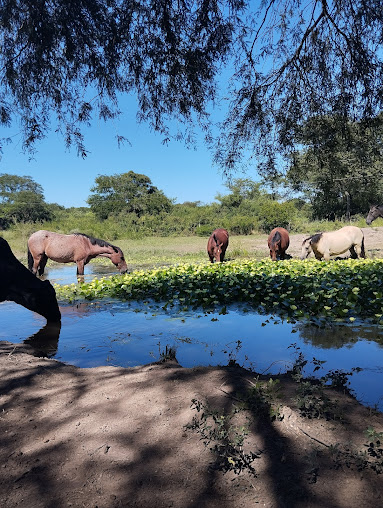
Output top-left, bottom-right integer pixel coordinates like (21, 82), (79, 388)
(1, 263), (383, 410)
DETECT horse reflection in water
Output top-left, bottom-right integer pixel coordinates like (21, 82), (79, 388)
(0, 237), (61, 323)
(301, 226), (365, 261)
(23, 303), (93, 358)
(24, 322), (62, 358)
(28, 230), (128, 278)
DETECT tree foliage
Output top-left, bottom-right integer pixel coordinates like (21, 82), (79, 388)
(286, 115), (383, 219)
(2, 1), (383, 177)
(0, 0), (244, 156)
(87, 171), (173, 220)
(0, 174), (52, 226)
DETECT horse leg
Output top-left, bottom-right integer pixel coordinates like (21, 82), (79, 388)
(322, 250), (330, 261)
(349, 245), (358, 259)
(76, 260), (85, 276)
(38, 254), (48, 276)
(30, 254), (43, 275)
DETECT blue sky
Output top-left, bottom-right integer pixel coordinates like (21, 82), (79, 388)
(0, 97), (242, 208)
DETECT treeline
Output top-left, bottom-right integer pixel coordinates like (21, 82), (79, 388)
(0, 171), (376, 242)
(2, 114), (383, 237)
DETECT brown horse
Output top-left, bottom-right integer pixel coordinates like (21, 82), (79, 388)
(28, 230), (128, 276)
(268, 227), (290, 260)
(0, 237), (61, 322)
(207, 228), (229, 263)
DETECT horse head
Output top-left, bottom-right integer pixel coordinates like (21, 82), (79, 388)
(10, 280), (61, 323)
(301, 237), (313, 259)
(366, 205), (381, 225)
(210, 235), (223, 262)
(110, 246), (128, 273)
(269, 231), (282, 261)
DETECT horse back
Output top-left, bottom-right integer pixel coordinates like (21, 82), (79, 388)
(210, 228), (229, 246)
(268, 227), (289, 249)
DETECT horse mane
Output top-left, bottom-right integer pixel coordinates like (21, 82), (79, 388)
(74, 233), (121, 253)
(271, 231), (281, 247)
(302, 233), (323, 246)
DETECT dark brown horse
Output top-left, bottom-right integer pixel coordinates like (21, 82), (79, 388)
(268, 227), (290, 260)
(207, 228), (229, 263)
(0, 237), (61, 322)
(366, 205), (383, 225)
(28, 230), (128, 276)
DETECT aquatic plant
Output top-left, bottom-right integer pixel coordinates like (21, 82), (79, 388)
(55, 258), (383, 323)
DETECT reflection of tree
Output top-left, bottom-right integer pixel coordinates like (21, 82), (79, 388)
(24, 322), (61, 358)
(296, 323), (383, 350)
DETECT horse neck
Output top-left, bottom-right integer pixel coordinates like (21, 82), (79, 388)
(88, 242), (114, 258)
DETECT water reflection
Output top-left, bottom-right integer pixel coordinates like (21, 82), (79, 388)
(24, 322), (61, 357)
(1, 264), (383, 411)
(295, 322), (383, 349)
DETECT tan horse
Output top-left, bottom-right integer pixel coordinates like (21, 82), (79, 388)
(301, 226), (365, 261)
(28, 230), (128, 276)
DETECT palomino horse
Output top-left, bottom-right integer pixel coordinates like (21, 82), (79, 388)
(301, 226), (365, 261)
(268, 227), (290, 260)
(0, 237), (61, 322)
(28, 230), (128, 276)
(366, 205), (383, 225)
(207, 228), (229, 263)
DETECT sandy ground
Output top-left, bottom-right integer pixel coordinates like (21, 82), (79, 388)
(1, 227), (383, 508)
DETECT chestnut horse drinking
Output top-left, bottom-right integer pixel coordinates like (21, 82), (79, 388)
(28, 230), (128, 276)
(268, 227), (290, 260)
(0, 237), (61, 322)
(207, 228), (229, 263)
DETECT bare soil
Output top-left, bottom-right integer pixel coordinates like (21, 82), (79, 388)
(1, 228), (383, 508)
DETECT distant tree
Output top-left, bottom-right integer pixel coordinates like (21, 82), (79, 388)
(1, 0), (383, 179)
(0, 174), (52, 226)
(286, 115), (383, 219)
(216, 179), (265, 208)
(87, 171), (173, 220)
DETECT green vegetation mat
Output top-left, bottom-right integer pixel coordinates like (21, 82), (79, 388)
(55, 259), (383, 324)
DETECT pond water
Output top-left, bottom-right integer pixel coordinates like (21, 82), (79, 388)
(1, 263), (383, 411)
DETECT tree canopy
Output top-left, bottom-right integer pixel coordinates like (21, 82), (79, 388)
(286, 115), (383, 219)
(0, 173), (52, 226)
(1, 1), (383, 176)
(87, 171), (173, 220)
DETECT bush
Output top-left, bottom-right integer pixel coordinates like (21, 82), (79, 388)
(257, 201), (297, 232)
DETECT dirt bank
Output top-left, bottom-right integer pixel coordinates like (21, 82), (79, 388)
(1, 226), (383, 507)
(0, 341), (382, 508)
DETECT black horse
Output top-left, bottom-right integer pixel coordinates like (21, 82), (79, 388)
(366, 205), (383, 225)
(0, 237), (61, 322)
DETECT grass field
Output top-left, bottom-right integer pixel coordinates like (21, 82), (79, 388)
(2, 229), (268, 269)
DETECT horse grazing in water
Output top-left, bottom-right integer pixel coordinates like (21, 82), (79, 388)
(301, 226), (365, 261)
(207, 228), (229, 263)
(0, 237), (61, 322)
(366, 205), (383, 225)
(268, 227), (290, 260)
(28, 230), (128, 276)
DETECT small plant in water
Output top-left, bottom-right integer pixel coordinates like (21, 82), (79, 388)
(158, 344), (177, 362)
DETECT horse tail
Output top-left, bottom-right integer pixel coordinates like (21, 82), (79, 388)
(360, 235), (366, 258)
(27, 246), (33, 271)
